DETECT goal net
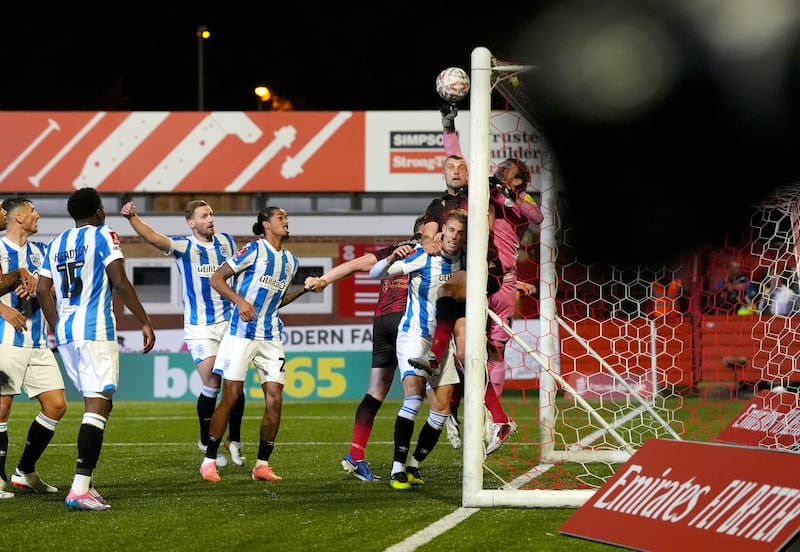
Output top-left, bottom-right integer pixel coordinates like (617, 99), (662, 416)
(464, 47), (690, 509)
(464, 46), (800, 509)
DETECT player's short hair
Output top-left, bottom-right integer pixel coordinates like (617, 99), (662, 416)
(68, 187), (103, 221)
(1, 194), (32, 215)
(447, 208), (468, 229)
(185, 200), (210, 220)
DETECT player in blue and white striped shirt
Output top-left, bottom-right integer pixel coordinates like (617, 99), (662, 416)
(38, 187), (154, 511)
(0, 195), (67, 498)
(121, 199), (245, 467)
(368, 208), (467, 489)
(200, 207), (308, 483)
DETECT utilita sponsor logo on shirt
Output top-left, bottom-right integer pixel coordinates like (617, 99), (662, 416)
(561, 438), (800, 552)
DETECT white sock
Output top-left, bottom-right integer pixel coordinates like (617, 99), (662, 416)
(71, 474), (91, 495)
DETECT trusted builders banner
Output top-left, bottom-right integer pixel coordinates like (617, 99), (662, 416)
(560, 439), (800, 551)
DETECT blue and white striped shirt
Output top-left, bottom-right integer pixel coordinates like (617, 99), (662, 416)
(0, 237), (48, 348)
(169, 233), (236, 326)
(40, 224), (123, 344)
(388, 245), (464, 339)
(225, 239), (299, 341)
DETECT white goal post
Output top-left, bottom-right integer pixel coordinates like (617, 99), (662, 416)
(461, 46), (679, 509)
(462, 46), (596, 508)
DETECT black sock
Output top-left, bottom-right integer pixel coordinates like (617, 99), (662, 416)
(206, 435), (222, 459)
(393, 416), (415, 465)
(412, 422), (441, 463)
(257, 440), (275, 462)
(75, 423), (104, 476)
(17, 418), (54, 473)
(228, 392), (245, 442)
(0, 430), (8, 482)
(197, 394), (216, 446)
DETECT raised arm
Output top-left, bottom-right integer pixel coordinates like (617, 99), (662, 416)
(120, 201), (172, 254)
(520, 194), (544, 226)
(441, 104), (464, 158)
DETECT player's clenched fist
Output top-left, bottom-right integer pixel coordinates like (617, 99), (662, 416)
(120, 201), (137, 218)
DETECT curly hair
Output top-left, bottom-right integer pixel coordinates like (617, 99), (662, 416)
(68, 187), (103, 220)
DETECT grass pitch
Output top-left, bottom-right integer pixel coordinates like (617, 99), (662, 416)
(4, 397), (727, 551)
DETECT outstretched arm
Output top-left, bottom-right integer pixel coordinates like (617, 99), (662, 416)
(304, 252), (379, 293)
(279, 285), (311, 308)
(368, 245), (415, 280)
(120, 201), (172, 254)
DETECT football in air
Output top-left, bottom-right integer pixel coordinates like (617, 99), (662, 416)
(436, 67), (470, 103)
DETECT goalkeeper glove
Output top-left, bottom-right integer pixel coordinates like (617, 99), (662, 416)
(440, 103), (457, 132)
(501, 185), (516, 207)
(491, 181), (516, 207)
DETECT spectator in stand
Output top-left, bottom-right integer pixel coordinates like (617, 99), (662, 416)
(758, 273), (799, 316)
(121, 199), (245, 468)
(713, 260), (757, 315)
(304, 216), (423, 481)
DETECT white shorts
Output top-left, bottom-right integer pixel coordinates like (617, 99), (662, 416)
(0, 344), (64, 398)
(58, 340), (119, 399)
(395, 331), (460, 388)
(185, 321), (228, 365)
(213, 334), (285, 385)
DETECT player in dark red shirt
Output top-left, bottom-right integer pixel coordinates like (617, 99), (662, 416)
(305, 217), (423, 481)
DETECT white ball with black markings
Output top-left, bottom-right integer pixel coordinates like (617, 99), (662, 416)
(436, 67), (470, 102)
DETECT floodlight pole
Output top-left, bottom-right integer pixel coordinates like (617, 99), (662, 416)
(197, 25), (209, 111)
